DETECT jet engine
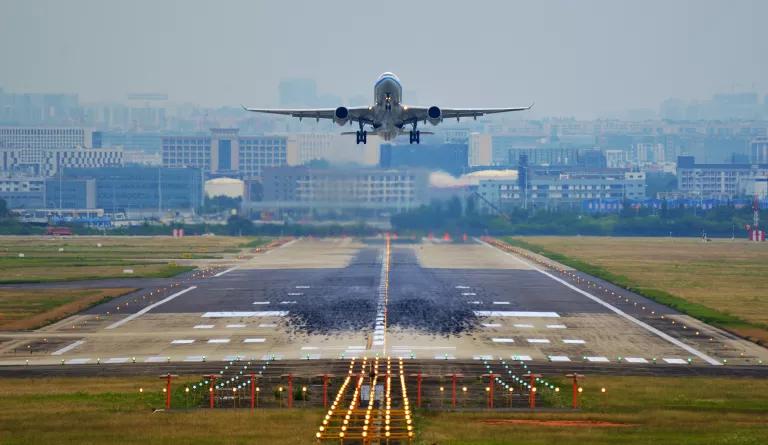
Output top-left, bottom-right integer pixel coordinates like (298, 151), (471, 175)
(334, 106), (350, 126)
(427, 106), (442, 125)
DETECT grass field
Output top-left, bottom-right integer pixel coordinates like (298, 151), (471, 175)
(0, 236), (266, 283)
(0, 288), (135, 330)
(504, 236), (768, 344)
(0, 375), (765, 444)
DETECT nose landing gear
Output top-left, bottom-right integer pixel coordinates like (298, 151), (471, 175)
(409, 122), (420, 144)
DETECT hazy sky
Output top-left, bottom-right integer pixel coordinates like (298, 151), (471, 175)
(1, 0), (766, 118)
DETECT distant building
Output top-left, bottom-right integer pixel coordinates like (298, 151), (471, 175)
(379, 143), (468, 175)
(247, 166), (429, 219)
(44, 178), (97, 209)
(162, 128), (296, 178)
(578, 149), (607, 169)
(0, 146), (123, 176)
(62, 167), (203, 214)
(605, 150), (628, 168)
(0, 127), (95, 150)
(468, 133), (492, 167)
(751, 137), (768, 164)
(677, 155), (768, 198)
(507, 147), (579, 166)
(477, 171), (645, 211)
(0, 175), (45, 208)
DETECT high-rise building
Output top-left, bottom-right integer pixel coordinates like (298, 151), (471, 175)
(468, 133), (492, 167)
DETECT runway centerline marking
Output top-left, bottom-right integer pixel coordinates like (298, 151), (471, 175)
(202, 311), (288, 317)
(105, 286), (197, 330)
(563, 339), (586, 344)
(478, 238), (722, 366)
(171, 339), (195, 344)
(51, 340), (85, 355)
(194, 324), (214, 329)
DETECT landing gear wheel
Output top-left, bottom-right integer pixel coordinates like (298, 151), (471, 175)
(362, 131), (367, 144)
(410, 130), (420, 144)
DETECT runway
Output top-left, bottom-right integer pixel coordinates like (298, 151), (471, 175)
(1, 237), (766, 371)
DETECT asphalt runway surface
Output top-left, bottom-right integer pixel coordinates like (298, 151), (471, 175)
(1, 237), (767, 376)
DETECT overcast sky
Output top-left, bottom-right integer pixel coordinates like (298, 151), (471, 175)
(1, 0), (766, 118)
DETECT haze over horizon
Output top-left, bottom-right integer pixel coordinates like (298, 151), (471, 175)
(1, 0), (767, 119)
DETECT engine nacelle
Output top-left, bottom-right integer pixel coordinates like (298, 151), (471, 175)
(427, 106), (442, 125)
(334, 106), (349, 126)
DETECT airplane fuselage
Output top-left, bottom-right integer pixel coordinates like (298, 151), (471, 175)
(371, 72), (405, 141)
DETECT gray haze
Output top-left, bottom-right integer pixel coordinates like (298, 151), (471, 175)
(1, 0), (766, 118)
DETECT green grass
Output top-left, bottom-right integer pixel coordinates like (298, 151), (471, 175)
(501, 237), (768, 344)
(0, 236), (260, 283)
(0, 375), (766, 444)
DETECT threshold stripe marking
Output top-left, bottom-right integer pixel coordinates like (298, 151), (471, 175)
(106, 286), (197, 329)
(214, 267), (239, 277)
(625, 357), (648, 364)
(477, 238), (722, 366)
(474, 311), (560, 318)
(51, 340), (85, 355)
(549, 355), (571, 362)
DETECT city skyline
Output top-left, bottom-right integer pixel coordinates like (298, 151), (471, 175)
(1, 0), (766, 119)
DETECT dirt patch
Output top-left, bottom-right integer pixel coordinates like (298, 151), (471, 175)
(480, 419), (637, 428)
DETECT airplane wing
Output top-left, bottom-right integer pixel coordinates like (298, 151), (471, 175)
(241, 105), (373, 123)
(401, 104), (533, 123)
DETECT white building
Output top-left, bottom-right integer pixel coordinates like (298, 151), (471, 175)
(0, 175), (46, 208)
(677, 156), (768, 198)
(751, 137), (768, 164)
(605, 150), (628, 168)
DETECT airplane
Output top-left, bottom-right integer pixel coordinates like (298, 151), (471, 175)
(243, 72), (532, 144)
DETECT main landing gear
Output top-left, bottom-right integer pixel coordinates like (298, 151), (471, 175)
(356, 130), (367, 144)
(409, 122), (420, 144)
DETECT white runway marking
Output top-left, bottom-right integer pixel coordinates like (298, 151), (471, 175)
(252, 301), (270, 305)
(144, 356), (167, 363)
(468, 300), (483, 305)
(434, 354), (456, 360)
(214, 267), (239, 277)
(477, 239), (722, 366)
(171, 339), (195, 344)
(194, 324), (215, 329)
(586, 356), (610, 362)
(456, 285), (470, 289)
(287, 292), (303, 296)
(301, 346), (319, 350)
(184, 355), (205, 362)
(563, 339), (586, 344)
(222, 355), (241, 361)
(482, 323), (501, 328)
(625, 357), (649, 364)
(51, 340), (85, 355)
(492, 338), (516, 343)
(473, 355), (494, 360)
(462, 292), (477, 296)
(549, 355), (571, 362)
(207, 338), (230, 344)
(258, 323), (277, 328)
(663, 358), (687, 364)
(280, 301), (297, 304)
(474, 311), (560, 318)
(243, 338), (266, 343)
(295, 285), (311, 289)
(547, 324), (567, 329)
(527, 338), (550, 344)
(512, 355), (533, 361)
(106, 286), (197, 329)
(105, 357), (129, 364)
(347, 346), (366, 350)
(202, 311), (288, 317)
(493, 301), (510, 305)
(513, 323), (534, 328)
(65, 358), (90, 365)
(226, 324), (245, 328)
